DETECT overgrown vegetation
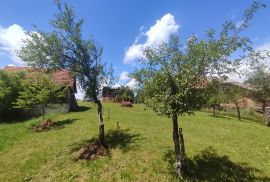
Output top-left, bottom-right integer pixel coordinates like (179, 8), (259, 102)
(14, 71), (67, 120)
(0, 70), (24, 119)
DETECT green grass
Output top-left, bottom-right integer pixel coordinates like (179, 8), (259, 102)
(203, 108), (264, 124)
(0, 102), (269, 181)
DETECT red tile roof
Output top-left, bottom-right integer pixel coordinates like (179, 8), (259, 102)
(3, 66), (76, 90)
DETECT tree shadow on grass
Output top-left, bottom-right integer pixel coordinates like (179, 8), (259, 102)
(209, 114), (233, 120)
(0, 112), (35, 124)
(106, 129), (141, 153)
(54, 118), (78, 127)
(72, 106), (91, 112)
(70, 129), (141, 155)
(33, 118), (78, 131)
(163, 146), (270, 182)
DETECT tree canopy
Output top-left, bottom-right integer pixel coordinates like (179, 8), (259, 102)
(18, 1), (113, 144)
(14, 71), (67, 120)
(246, 65), (270, 126)
(133, 1), (265, 176)
(0, 70), (25, 118)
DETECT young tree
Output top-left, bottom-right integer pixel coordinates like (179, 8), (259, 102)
(19, 1), (113, 145)
(246, 65), (270, 126)
(223, 85), (246, 120)
(133, 2), (264, 176)
(208, 82), (224, 117)
(14, 71), (67, 120)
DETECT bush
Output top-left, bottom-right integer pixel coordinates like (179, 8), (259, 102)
(0, 70), (25, 118)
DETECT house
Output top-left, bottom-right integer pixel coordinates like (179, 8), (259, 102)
(101, 87), (120, 102)
(101, 86), (135, 103)
(3, 65), (78, 114)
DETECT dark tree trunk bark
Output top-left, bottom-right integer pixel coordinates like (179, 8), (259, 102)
(262, 101), (269, 126)
(212, 105), (216, 117)
(179, 128), (185, 162)
(172, 113), (185, 177)
(235, 103), (241, 120)
(95, 99), (105, 145)
(42, 106), (45, 120)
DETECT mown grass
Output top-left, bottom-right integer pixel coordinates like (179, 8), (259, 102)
(0, 102), (269, 181)
(203, 108), (264, 125)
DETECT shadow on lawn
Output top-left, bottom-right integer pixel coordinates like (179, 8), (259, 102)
(54, 118), (78, 127)
(33, 118), (78, 132)
(106, 129), (141, 153)
(0, 112), (34, 124)
(209, 114), (233, 120)
(163, 146), (270, 182)
(71, 129), (141, 154)
(72, 105), (91, 112)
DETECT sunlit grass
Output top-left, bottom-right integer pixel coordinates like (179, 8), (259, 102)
(0, 102), (269, 181)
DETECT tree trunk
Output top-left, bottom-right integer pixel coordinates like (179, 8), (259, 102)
(212, 105), (216, 117)
(42, 106), (45, 120)
(235, 103), (241, 120)
(172, 113), (185, 177)
(96, 99), (105, 145)
(179, 128), (185, 163)
(262, 101), (269, 126)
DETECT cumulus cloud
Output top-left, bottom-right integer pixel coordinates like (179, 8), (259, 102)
(124, 13), (180, 64)
(0, 24), (29, 64)
(126, 78), (138, 89)
(113, 71), (138, 89)
(228, 42), (270, 83)
(75, 86), (85, 100)
(119, 71), (130, 81)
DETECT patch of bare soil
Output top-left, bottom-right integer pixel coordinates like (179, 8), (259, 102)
(75, 141), (109, 160)
(33, 119), (57, 131)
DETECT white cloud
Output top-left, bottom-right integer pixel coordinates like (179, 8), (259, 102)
(112, 83), (121, 88)
(119, 71), (130, 81)
(75, 83), (85, 100)
(227, 42), (270, 83)
(256, 43), (270, 60)
(0, 24), (28, 64)
(126, 78), (138, 89)
(113, 71), (139, 90)
(124, 13), (180, 64)
(124, 44), (145, 63)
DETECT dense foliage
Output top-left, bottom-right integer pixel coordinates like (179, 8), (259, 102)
(14, 72), (67, 120)
(117, 86), (134, 102)
(246, 65), (270, 126)
(0, 70), (24, 118)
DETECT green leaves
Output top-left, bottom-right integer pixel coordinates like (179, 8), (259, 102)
(18, 1), (113, 102)
(133, 2), (264, 118)
(246, 66), (270, 103)
(14, 72), (67, 118)
(0, 71), (25, 115)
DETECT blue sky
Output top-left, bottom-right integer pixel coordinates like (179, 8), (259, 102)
(0, 0), (270, 90)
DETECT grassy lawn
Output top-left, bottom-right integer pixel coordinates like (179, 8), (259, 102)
(0, 102), (269, 181)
